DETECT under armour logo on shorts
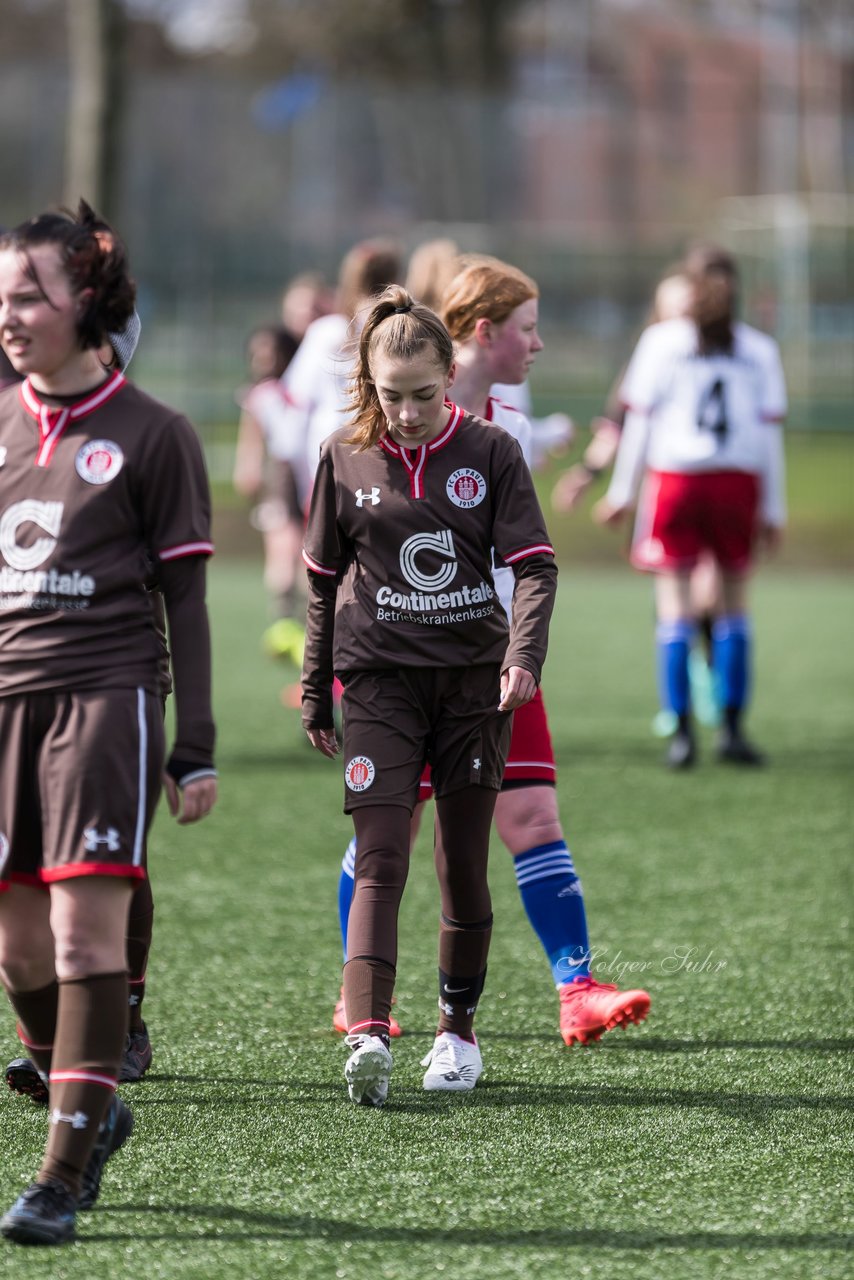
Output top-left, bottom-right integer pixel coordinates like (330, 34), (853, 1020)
(83, 827), (121, 853)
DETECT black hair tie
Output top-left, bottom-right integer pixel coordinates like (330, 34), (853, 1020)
(392, 303), (412, 314)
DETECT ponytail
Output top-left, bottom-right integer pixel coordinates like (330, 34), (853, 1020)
(683, 243), (738, 356)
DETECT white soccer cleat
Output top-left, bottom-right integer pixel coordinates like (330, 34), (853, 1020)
(421, 1032), (483, 1092)
(344, 1034), (393, 1107)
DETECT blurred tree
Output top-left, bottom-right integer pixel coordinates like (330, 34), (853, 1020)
(65, 0), (127, 220)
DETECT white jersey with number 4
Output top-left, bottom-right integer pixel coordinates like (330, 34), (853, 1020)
(607, 317), (787, 525)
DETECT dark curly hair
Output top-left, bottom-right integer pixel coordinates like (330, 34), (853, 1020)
(0, 200), (136, 352)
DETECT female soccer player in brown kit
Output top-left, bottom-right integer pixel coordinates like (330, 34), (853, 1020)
(302, 285), (557, 1107)
(332, 258), (651, 1053)
(0, 203), (217, 1245)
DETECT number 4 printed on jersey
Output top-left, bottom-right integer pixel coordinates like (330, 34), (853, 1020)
(697, 377), (729, 445)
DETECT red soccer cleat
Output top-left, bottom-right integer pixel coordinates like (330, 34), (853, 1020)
(333, 988), (402, 1037)
(558, 975), (651, 1046)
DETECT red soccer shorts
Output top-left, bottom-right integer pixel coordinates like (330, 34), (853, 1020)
(631, 469), (760, 574)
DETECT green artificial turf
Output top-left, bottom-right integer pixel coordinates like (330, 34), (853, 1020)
(0, 564), (851, 1279)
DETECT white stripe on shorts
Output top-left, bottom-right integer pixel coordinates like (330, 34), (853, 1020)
(134, 687), (147, 865)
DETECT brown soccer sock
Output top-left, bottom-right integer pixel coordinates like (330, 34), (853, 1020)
(39, 972), (128, 1197)
(436, 913), (493, 1040)
(6, 979), (59, 1076)
(342, 957), (396, 1040)
(126, 877), (154, 1032)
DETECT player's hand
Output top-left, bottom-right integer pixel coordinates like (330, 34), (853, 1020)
(307, 727), (340, 758)
(163, 773), (218, 824)
(498, 666), (537, 712)
(592, 497), (629, 527)
(552, 465), (593, 513)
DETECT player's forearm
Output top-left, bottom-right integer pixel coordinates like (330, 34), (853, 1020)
(504, 554), (558, 684)
(605, 409), (649, 508)
(301, 573), (338, 729)
(160, 557), (216, 767)
(759, 424), (787, 528)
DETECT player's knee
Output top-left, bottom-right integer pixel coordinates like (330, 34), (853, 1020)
(495, 789), (562, 854)
(0, 946), (53, 992)
(52, 932), (125, 981)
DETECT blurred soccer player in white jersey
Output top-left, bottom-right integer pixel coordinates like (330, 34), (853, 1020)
(595, 244), (787, 768)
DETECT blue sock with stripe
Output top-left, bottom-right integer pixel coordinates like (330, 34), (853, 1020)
(656, 619), (694, 716)
(338, 837), (356, 962)
(513, 841), (590, 986)
(713, 615), (751, 713)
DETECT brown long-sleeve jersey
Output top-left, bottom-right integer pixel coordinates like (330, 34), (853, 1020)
(301, 405), (558, 729)
(0, 374), (215, 765)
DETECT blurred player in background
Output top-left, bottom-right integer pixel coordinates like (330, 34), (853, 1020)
(553, 268), (723, 734)
(0, 202), (217, 1245)
(593, 244), (787, 768)
(232, 324), (304, 659)
(404, 236), (460, 311)
(302, 286), (557, 1106)
(332, 256), (651, 1052)
(284, 238), (403, 488)
(280, 270), (335, 346)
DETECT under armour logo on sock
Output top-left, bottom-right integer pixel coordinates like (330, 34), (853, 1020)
(51, 1108), (89, 1130)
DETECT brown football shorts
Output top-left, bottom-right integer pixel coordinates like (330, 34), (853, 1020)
(0, 687), (165, 891)
(338, 664), (513, 814)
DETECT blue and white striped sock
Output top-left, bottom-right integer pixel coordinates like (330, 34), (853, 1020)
(513, 841), (591, 986)
(338, 837), (356, 962)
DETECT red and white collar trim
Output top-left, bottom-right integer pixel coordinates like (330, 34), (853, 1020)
(378, 403), (464, 499)
(19, 372), (126, 468)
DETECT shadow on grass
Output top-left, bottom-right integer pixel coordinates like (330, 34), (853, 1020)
(130, 1075), (853, 1117)
(550, 737), (854, 773)
(382, 1080), (854, 1117)
(85, 1203), (853, 1252)
(597, 1035), (854, 1053)
(480, 1033), (854, 1053)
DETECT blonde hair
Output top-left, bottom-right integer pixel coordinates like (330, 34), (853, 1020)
(405, 238), (460, 311)
(345, 285), (454, 451)
(649, 272), (693, 325)
(441, 254), (538, 344)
